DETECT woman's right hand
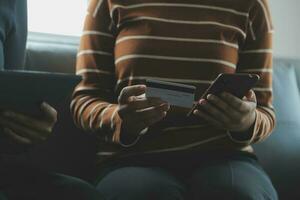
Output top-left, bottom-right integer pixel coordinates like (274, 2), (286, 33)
(117, 85), (170, 137)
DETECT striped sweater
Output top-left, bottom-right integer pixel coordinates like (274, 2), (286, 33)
(71, 0), (275, 160)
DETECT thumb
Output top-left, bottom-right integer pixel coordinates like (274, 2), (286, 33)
(243, 90), (256, 103)
(40, 102), (57, 123)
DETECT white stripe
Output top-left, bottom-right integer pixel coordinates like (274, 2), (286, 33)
(93, 0), (103, 18)
(116, 35), (238, 49)
(77, 97), (99, 118)
(115, 54), (236, 69)
(99, 104), (113, 129)
(77, 50), (112, 57)
(253, 87), (273, 92)
(256, 0), (272, 32)
(70, 96), (89, 114)
(75, 86), (112, 94)
(239, 49), (273, 54)
(88, 102), (108, 129)
(78, 97), (101, 129)
(110, 106), (119, 129)
(249, 20), (256, 40)
(72, 96), (90, 125)
(76, 68), (113, 76)
(142, 134), (227, 154)
(269, 30), (275, 34)
(240, 68), (272, 73)
(119, 17), (246, 38)
(111, 3), (248, 18)
(82, 30), (113, 38)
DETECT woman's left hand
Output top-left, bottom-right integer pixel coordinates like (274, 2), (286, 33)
(193, 90), (257, 132)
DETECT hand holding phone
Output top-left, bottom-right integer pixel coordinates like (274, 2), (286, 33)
(188, 73), (260, 116)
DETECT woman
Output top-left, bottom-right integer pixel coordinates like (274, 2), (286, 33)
(73, 0), (277, 199)
(0, 0), (102, 199)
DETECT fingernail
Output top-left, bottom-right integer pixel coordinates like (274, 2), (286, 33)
(199, 99), (206, 105)
(207, 94), (213, 100)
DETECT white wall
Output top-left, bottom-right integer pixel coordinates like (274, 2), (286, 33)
(269, 0), (300, 59)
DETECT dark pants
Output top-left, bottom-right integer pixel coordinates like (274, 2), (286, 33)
(96, 151), (278, 200)
(0, 169), (103, 200)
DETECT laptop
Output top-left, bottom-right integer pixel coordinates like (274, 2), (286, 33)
(0, 70), (81, 116)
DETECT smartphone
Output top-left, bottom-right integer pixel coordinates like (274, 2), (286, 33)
(187, 73), (260, 116)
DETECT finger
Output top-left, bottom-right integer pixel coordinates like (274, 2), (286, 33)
(243, 90), (257, 103)
(0, 116), (48, 142)
(3, 128), (33, 145)
(127, 97), (168, 112)
(118, 85), (146, 104)
(197, 99), (231, 125)
(118, 97), (169, 119)
(137, 107), (168, 127)
(41, 102), (57, 124)
(206, 94), (240, 118)
(132, 103), (169, 123)
(1, 111), (51, 134)
(220, 92), (250, 113)
(193, 109), (223, 129)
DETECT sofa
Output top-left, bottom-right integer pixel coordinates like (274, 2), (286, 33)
(24, 32), (300, 199)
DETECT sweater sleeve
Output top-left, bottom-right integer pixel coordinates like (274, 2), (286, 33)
(229, 0), (276, 144)
(71, 0), (124, 145)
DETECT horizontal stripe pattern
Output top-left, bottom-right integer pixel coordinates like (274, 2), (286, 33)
(115, 54), (237, 69)
(72, 0), (275, 163)
(118, 16), (247, 38)
(111, 3), (249, 18)
(116, 35), (239, 49)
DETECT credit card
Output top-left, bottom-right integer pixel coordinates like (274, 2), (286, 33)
(145, 79), (196, 108)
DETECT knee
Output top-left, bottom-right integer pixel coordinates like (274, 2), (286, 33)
(97, 167), (185, 200)
(46, 174), (103, 200)
(231, 184), (278, 200)
(190, 179), (278, 200)
(190, 185), (277, 200)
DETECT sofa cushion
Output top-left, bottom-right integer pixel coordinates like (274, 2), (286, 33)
(254, 59), (300, 199)
(272, 60), (300, 123)
(254, 122), (300, 199)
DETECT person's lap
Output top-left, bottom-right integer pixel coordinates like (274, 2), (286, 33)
(96, 152), (278, 200)
(0, 171), (103, 200)
(186, 157), (277, 199)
